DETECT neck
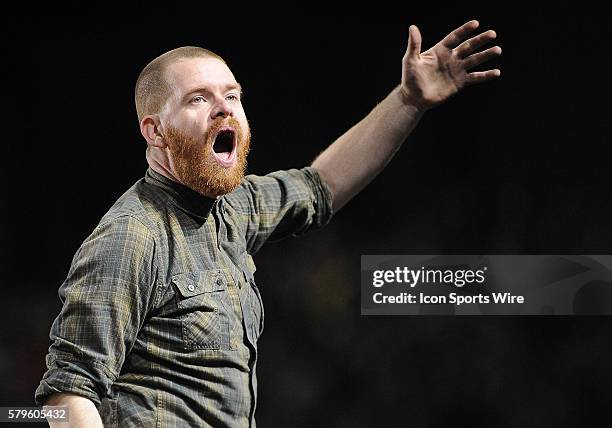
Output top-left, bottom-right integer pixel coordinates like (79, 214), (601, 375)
(146, 146), (184, 185)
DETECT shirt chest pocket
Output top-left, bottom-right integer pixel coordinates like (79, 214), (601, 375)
(171, 270), (230, 351)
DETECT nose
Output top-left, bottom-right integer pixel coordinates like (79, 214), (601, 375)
(211, 97), (233, 119)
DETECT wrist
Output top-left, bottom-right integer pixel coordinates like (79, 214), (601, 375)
(397, 85), (428, 114)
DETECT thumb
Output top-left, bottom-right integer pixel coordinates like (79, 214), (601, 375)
(407, 25), (422, 58)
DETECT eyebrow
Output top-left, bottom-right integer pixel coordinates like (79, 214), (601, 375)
(182, 83), (243, 101)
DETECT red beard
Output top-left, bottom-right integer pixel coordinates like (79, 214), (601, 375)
(164, 117), (251, 198)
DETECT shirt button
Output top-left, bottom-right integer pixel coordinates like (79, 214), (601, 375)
(188, 284), (195, 292)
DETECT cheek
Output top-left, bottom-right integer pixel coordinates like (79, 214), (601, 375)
(193, 121), (208, 137)
(236, 112), (249, 133)
(178, 122), (207, 142)
(173, 109), (208, 132)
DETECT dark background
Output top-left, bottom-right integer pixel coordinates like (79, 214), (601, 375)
(2, 6), (612, 427)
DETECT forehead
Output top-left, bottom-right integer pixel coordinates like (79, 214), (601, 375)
(165, 57), (237, 94)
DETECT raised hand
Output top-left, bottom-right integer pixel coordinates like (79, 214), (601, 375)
(400, 20), (502, 111)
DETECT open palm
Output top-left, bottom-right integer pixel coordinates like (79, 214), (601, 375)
(401, 20), (502, 110)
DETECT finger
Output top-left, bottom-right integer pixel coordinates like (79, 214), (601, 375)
(454, 30), (497, 58)
(440, 20), (480, 50)
(463, 46), (502, 70)
(465, 69), (501, 86)
(407, 25), (422, 58)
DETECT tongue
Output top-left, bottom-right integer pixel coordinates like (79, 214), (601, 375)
(216, 151), (232, 161)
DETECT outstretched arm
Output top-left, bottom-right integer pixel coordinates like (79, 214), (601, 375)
(311, 20), (502, 212)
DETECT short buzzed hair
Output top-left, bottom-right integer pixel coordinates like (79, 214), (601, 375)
(135, 46), (225, 123)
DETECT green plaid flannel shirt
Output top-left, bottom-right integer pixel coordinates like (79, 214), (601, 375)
(35, 166), (333, 427)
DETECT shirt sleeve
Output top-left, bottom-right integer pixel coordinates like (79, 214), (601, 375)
(34, 215), (158, 408)
(224, 166), (334, 254)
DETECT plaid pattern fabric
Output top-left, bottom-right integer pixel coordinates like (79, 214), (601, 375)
(35, 166), (333, 427)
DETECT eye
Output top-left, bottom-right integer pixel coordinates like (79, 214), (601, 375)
(191, 95), (206, 104)
(226, 94), (240, 102)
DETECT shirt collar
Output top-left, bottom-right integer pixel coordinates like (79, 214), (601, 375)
(145, 167), (218, 219)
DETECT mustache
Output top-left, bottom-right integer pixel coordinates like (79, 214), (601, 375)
(205, 117), (243, 144)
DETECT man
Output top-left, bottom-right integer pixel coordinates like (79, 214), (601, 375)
(35, 20), (501, 427)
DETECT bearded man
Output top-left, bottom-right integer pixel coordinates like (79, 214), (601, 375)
(35, 20), (501, 427)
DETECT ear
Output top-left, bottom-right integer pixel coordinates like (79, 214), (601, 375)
(140, 115), (166, 148)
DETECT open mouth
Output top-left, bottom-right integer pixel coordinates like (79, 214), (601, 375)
(212, 127), (237, 167)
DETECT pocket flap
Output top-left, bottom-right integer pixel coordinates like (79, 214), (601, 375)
(172, 270), (226, 297)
